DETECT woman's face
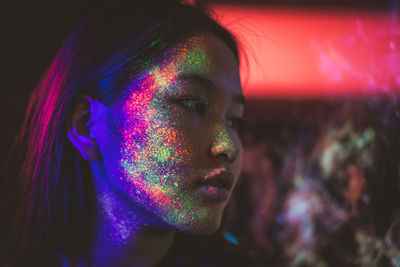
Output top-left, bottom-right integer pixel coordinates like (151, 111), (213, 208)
(96, 33), (244, 234)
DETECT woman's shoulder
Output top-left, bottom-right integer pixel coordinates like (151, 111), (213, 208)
(158, 231), (262, 267)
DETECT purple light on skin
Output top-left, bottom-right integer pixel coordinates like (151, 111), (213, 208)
(87, 33), (243, 266)
(106, 34), (233, 231)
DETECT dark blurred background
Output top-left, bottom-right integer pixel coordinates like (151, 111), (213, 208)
(1, 0), (399, 266)
(0, 0), (395, 166)
(0, 0), (396, 164)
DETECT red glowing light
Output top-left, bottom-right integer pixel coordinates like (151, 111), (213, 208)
(211, 5), (400, 98)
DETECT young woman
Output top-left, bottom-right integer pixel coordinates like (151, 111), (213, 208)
(3, 1), (253, 266)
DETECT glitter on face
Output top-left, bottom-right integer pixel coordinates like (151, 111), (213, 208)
(210, 123), (236, 159)
(105, 34), (240, 232)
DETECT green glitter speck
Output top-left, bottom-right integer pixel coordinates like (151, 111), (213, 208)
(150, 39), (160, 48)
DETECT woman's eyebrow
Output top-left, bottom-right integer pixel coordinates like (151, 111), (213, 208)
(178, 73), (245, 106)
(178, 73), (217, 92)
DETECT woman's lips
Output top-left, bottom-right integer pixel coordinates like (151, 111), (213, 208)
(197, 168), (234, 201)
(198, 185), (230, 201)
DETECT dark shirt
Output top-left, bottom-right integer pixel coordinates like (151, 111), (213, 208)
(157, 232), (261, 267)
(59, 231), (261, 267)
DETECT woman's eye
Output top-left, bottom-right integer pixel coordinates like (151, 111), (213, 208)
(179, 99), (207, 115)
(227, 118), (243, 130)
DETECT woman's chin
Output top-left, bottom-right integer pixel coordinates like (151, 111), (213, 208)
(140, 191), (228, 235)
(168, 209), (224, 236)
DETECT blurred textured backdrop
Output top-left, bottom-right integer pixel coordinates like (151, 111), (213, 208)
(1, 0), (400, 266)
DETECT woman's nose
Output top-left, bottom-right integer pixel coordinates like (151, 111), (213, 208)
(209, 123), (239, 164)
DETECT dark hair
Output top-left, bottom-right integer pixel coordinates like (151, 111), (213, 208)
(4, 1), (239, 265)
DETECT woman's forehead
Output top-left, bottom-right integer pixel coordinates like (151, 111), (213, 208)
(121, 33), (241, 101)
(155, 33), (241, 91)
(162, 34), (213, 74)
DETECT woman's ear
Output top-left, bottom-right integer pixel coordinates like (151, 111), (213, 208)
(67, 96), (104, 161)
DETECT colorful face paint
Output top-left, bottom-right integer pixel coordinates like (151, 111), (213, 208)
(99, 34), (244, 234)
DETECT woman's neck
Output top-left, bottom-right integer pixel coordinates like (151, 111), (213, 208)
(89, 163), (175, 267)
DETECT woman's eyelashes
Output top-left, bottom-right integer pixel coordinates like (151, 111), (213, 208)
(175, 97), (207, 116)
(227, 117), (243, 130)
(171, 97), (243, 130)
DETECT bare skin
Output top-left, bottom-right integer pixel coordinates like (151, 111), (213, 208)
(90, 165), (174, 267)
(68, 33), (244, 267)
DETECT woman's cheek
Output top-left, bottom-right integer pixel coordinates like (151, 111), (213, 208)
(117, 105), (194, 205)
